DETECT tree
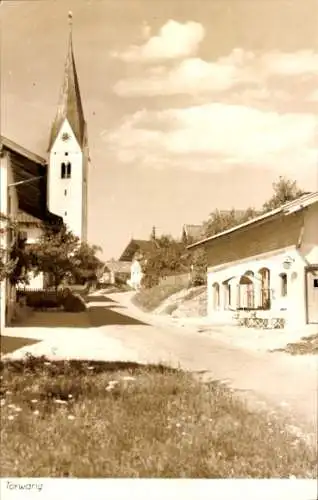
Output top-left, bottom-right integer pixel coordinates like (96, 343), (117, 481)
(71, 242), (104, 285)
(189, 247), (207, 286)
(203, 208), (257, 238)
(262, 176), (305, 212)
(0, 212), (29, 284)
(142, 235), (191, 288)
(28, 224), (79, 292)
(28, 224), (104, 291)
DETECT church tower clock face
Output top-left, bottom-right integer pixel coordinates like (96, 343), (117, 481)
(62, 132), (70, 142)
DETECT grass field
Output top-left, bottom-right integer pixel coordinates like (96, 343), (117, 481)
(0, 356), (316, 478)
(132, 283), (185, 311)
(0, 336), (39, 355)
(273, 333), (318, 355)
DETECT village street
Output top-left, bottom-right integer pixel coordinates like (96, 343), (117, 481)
(4, 291), (317, 442)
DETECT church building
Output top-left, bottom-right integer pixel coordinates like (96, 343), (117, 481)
(47, 15), (89, 241)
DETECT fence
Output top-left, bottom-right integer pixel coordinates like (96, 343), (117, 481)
(158, 273), (191, 287)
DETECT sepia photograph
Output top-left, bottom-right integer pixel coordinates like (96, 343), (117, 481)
(0, 0), (317, 498)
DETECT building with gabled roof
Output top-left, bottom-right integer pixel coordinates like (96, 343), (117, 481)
(188, 193), (318, 329)
(0, 14), (89, 326)
(119, 238), (159, 262)
(182, 224), (204, 243)
(0, 135), (63, 328)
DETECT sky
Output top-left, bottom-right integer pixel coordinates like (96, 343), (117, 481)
(1, 0), (318, 259)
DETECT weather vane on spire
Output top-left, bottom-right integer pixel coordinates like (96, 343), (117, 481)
(68, 11), (73, 31)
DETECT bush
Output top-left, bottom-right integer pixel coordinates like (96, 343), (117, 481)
(24, 291), (63, 310)
(189, 273), (207, 287)
(163, 303), (178, 315)
(61, 291), (87, 312)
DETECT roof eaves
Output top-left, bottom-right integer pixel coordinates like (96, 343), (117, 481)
(1, 136), (46, 165)
(187, 192), (318, 250)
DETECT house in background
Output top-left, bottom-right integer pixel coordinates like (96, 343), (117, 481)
(0, 137), (62, 329)
(100, 260), (131, 285)
(119, 238), (159, 290)
(188, 192), (318, 330)
(182, 224), (205, 244)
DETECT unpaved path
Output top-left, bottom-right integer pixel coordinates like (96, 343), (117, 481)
(3, 291), (317, 442)
(87, 292), (317, 442)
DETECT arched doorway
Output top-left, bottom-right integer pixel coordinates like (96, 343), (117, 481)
(258, 267), (271, 309)
(238, 271), (254, 309)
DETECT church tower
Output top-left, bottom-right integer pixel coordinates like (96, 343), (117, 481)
(47, 13), (88, 241)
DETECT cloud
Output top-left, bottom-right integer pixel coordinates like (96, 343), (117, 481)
(114, 57), (242, 96)
(308, 89), (318, 102)
(261, 50), (318, 76)
(105, 104), (318, 174)
(111, 20), (205, 62)
(113, 48), (318, 97)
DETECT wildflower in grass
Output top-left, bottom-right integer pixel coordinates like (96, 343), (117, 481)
(31, 399), (38, 403)
(106, 380), (119, 391)
(8, 415), (14, 421)
(68, 415), (75, 420)
(176, 423), (181, 428)
(14, 407), (22, 412)
(87, 366), (94, 371)
(8, 404), (16, 409)
(33, 410), (39, 416)
(68, 394), (73, 399)
(0, 399), (5, 407)
(6, 391), (12, 395)
(44, 361), (51, 366)
(121, 376), (135, 381)
(54, 399), (67, 405)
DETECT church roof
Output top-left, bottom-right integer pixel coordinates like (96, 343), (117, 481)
(48, 26), (86, 151)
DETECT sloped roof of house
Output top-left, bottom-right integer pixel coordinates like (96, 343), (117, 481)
(119, 239), (159, 262)
(183, 224), (204, 241)
(188, 192), (318, 250)
(1, 135), (62, 226)
(104, 261), (131, 274)
(15, 211), (43, 226)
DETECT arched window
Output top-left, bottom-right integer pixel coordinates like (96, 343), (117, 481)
(280, 273), (288, 297)
(61, 162), (66, 178)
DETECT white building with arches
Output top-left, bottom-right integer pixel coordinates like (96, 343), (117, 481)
(188, 193), (318, 329)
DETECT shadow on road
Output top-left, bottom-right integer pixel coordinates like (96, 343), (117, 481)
(12, 311), (90, 329)
(1, 336), (40, 355)
(86, 295), (117, 304)
(89, 305), (148, 327)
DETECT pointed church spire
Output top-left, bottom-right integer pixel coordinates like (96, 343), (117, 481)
(48, 12), (86, 151)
